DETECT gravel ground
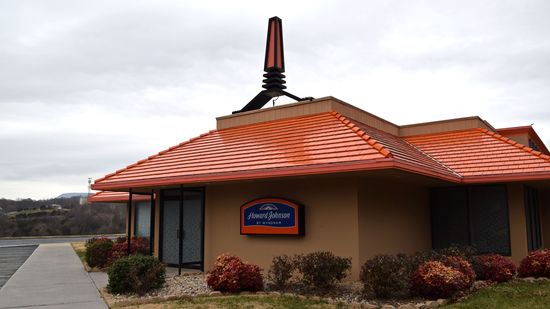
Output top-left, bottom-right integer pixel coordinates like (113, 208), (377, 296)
(104, 275), (478, 308)
(108, 273), (212, 305)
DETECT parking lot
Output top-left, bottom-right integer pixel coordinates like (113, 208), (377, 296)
(0, 245), (37, 289)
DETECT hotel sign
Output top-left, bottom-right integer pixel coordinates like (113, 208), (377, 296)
(240, 198), (304, 235)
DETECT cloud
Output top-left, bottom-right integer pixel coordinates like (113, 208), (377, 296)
(1, 0), (550, 198)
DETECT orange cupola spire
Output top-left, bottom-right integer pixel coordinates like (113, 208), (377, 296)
(235, 17), (312, 114)
(264, 16), (285, 73)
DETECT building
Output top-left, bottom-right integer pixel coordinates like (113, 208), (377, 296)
(90, 17), (550, 279)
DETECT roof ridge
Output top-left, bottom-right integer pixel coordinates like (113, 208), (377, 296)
(477, 128), (550, 161)
(94, 129), (218, 183)
(330, 111), (393, 158)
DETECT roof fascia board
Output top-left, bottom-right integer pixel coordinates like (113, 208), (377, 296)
(92, 158), (396, 191)
(399, 116), (495, 137)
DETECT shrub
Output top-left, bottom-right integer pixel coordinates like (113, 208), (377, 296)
(438, 245), (481, 278)
(268, 255), (295, 289)
(239, 263), (264, 292)
(107, 255), (165, 295)
(518, 249), (550, 278)
(408, 250), (443, 271)
(360, 254), (411, 299)
(411, 260), (472, 299)
(207, 253), (263, 293)
(108, 236), (150, 265)
(85, 237), (113, 268)
(440, 255), (476, 286)
(408, 245), (482, 278)
(295, 251), (352, 290)
(477, 254), (517, 282)
(85, 237), (100, 247)
(438, 245), (478, 260)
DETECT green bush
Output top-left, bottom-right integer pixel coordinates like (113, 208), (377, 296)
(360, 254), (411, 299)
(268, 254), (295, 289)
(85, 237), (113, 268)
(295, 251), (351, 290)
(107, 255), (166, 295)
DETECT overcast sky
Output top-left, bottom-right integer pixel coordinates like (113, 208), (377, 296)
(1, 0), (550, 199)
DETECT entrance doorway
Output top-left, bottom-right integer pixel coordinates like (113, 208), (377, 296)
(160, 188), (204, 270)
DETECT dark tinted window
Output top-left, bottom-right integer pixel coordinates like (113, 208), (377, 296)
(525, 186), (542, 252)
(468, 186), (510, 255)
(431, 185), (510, 255)
(431, 188), (469, 249)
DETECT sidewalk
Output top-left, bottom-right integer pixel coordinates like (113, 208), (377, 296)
(0, 243), (107, 309)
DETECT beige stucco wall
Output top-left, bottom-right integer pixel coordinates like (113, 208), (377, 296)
(204, 176), (362, 279)
(358, 179), (431, 264)
(507, 183), (528, 263)
(505, 134), (529, 147)
(146, 178), (539, 278)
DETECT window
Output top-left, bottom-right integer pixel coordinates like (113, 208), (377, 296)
(431, 185), (511, 255)
(134, 201), (151, 238)
(525, 186), (542, 252)
(528, 139), (540, 152)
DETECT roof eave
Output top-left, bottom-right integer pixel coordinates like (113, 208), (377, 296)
(462, 172), (550, 184)
(92, 159), (397, 191)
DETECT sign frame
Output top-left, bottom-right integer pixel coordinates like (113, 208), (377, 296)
(240, 198), (305, 236)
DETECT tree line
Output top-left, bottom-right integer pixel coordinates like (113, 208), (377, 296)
(0, 197), (125, 237)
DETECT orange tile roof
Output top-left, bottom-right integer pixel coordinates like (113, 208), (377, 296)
(352, 120), (460, 179)
(88, 191), (151, 203)
(405, 128), (550, 182)
(92, 112), (399, 190)
(92, 112), (550, 191)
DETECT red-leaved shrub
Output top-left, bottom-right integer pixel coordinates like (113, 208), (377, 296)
(477, 254), (517, 282)
(108, 236), (150, 265)
(440, 256), (476, 286)
(411, 256), (474, 299)
(207, 253), (263, 293)
(239, 263), (264, 291)
(518, 249), (550, 278)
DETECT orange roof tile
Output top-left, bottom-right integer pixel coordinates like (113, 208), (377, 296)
(88, 191), (151, 203)
(92, 112), (395, 190)
(92, 112), (550, 191)
(352, 120), (460, 179)
(405, 128), (550, 182)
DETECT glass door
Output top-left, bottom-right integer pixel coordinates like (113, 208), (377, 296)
(160, 188), (204, 270)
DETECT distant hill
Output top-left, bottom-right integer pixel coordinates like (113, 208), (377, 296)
(56, 193), (89, 199)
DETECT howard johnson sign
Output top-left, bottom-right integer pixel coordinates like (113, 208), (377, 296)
(240, 198), (305, 235)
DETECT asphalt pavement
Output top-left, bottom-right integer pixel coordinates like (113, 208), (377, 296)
(0, 245), (37, 289)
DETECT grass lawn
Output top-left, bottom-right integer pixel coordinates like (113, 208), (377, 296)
(120, 295), (352, 309)
(71, 242), (86, 264)
(444, 280), (550, 309)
